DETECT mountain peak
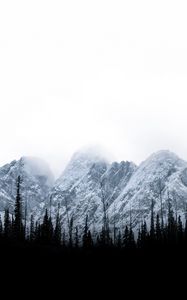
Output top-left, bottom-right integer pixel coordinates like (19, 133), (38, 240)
(20, 156), (54, 186)
(138, 150), (186, 170)
(71, 145), (110, 164)
(57, 146), (110, 189)
(148, 150), (180, 161)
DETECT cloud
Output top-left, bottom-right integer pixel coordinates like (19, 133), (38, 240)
(0, 1), (187, 176)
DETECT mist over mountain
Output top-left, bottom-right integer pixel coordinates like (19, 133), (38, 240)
(0, 156), (54, 219)
(1, 148), (187, 233)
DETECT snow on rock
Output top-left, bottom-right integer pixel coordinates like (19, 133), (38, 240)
(1, 149), (187, 234)
(49, 149), (136, 233)
(0, 157), (54, 219)
(108, 150), (187, 229)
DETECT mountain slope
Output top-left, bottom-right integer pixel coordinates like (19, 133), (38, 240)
(49, 150), (136, 232)
(0, 156), (54, 219)
(109, 150), (187, 229)
(1, 149), (187, 235)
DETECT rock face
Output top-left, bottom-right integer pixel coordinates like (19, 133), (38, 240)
(50, 150), (187, 233)
(0, 157), (54, 219)
(109, 150), (187, 229)
(49, 150), (137, 232)
(1, 149), (187, 234)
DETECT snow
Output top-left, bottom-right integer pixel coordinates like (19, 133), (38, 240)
(109, 150), (187, 228)
(1, 149), (187, 233)
(0, 156), (54, 220)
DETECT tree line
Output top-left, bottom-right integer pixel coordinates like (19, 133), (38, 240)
(1, 176), (187, 250)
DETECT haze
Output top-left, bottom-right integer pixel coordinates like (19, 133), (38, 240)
(1, 1), (187, 177)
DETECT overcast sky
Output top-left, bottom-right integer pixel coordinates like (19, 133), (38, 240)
(1, 1), (187, 177)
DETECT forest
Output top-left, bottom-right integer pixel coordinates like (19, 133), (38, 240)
(1, 175), (187, 289)
(1, 175), (187, 250)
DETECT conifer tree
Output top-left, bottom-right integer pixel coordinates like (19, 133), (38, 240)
(140, 221), (148, 247)
(87, 230), (93, 248)
(123, 225), (129, 248)
(54, 205), (61, 245)
(158, 178), (164, 230)
(83, 215), (88, 248)
(100, 179), (110, 246)
(177, 215), (183, 244)
(137, 228), (142, 248)
(62, 230), (66, 247)
(24, 199), (27, 240)
(0, 215), (2, 238)
(35, 222), (41, 243)
(185, 219), (187, 245)
(128, 208), (135, 249)
(129, 227), (136, 249)
(117, 230), (122, 248)
(30, 214), (35, 242)
(41, 209), (53, 244)
(4, 208), (11, 239)
(69, 216), (74, 247)
(75, 226), (79, 248)
(150, 199), (155, 240)
(156, 214), (162, 243)
(167, 198), (176, 243)
(14, 176), (24, 240)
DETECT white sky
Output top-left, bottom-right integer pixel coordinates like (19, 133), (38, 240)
(1, 0), (187, 177)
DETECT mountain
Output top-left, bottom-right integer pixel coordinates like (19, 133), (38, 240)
(1, 149), (187, 235)
(109, 150), (187, 229)
(0, 156), (54, 219)
(49, 149), (137, 233)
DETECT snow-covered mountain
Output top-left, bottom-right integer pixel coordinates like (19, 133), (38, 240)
(0, 156), (54, 219)
(49, 150), (137, 231)
(109, 150), (187, 229)
(1, 149), (187, 233)
(49, 149), (187, 233)
(49, 150), (109, 229)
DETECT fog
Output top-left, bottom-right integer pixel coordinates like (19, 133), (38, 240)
(1, 1), (187, 177)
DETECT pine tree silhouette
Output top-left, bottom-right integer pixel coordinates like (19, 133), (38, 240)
(30, 214), (35, 242)
(41, 209), (53, 244)
(83, 215), (88, 248)
(156, 214), (162, 243)
(4, 208), (11, 239)
(54, 204), (61, 245)
(140, 221), (148, 248)
(177, 215), (183, 244)
(0, 215), (2, 238)
(117, 230), (122, 248)
(185, 219), (187, 246)
(68, 216), (74, 247)
(129, 227), (136, 249)
(137, 227), (142, 248)
(123, 225), (129, 248)
(14, 176), (24, 241)
(167, 199), (176, 244)
(87, 230), (93, 249)
(150, 199), (155, 240)
(75, 226), (79, 248)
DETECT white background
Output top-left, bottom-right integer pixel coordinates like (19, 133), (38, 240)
(0, 0), (187, 177)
